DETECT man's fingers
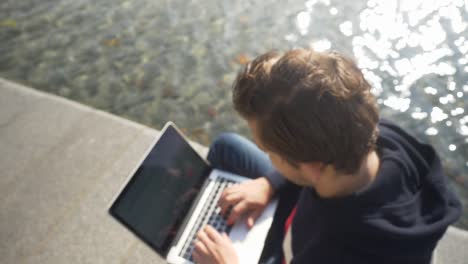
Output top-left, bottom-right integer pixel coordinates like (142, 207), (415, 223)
(246, 209), (262, 229)
(193, 239), (209, 255)
(220, 190), (242, 203)
(227, 201), (249, 225)
(197, 229), (216, 251)
(191, 250), (201, 263)
(219, 193), (243, 216)
(220, 185), (240, 201)
(204, 225), (223, 243)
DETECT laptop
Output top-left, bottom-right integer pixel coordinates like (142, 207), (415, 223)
(108, 121), (278, 264)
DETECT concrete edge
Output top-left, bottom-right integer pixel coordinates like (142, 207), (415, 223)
(0, 78), (156, 134)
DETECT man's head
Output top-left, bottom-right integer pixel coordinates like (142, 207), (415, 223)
(232, 49), (379, 187)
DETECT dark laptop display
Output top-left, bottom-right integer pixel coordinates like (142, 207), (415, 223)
(109, 125), (211, 255)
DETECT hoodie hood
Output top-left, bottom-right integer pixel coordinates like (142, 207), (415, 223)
(295, 119), (462, 260)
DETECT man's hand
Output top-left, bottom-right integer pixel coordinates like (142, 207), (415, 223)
(218, 177), (275, 228)
(193, 225), (238, 264)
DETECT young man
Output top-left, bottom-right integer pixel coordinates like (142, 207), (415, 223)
(192, 49), (462, 264)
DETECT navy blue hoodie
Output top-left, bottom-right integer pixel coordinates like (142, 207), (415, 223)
(267, 119), (462, 264)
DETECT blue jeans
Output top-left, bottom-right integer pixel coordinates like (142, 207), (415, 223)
(207, 133), (301, 264)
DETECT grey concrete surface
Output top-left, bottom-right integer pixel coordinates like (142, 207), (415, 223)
(0, 78), (205, 264)
(0, 78), (466, 264)
(433, 226), (468, 264)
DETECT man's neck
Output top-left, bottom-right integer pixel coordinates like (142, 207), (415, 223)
(316, 150), (380, 198)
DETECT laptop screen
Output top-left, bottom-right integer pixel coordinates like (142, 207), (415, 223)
(109, 124), (211, 256)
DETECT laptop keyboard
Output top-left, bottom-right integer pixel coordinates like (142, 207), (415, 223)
(180, 177), (236, 262)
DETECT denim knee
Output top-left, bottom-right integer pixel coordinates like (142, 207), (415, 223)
(207, 132), (241, 167)
(207, 132), (274, 178)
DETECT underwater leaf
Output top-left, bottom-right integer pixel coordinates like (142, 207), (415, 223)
(101, 38), (120, 47)
(235, 53), (250, 65)
(0, 19), (17, 28)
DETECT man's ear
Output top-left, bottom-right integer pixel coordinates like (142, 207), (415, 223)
(299, 162), (324, 185)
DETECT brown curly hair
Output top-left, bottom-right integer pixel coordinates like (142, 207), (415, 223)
(232, 48), (379, 175)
